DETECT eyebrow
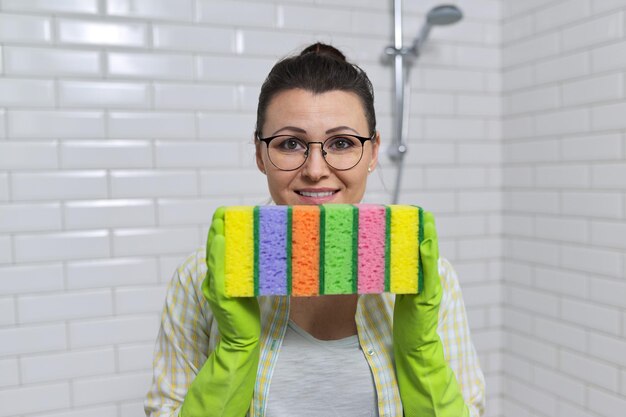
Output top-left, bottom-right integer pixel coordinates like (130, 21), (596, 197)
(326, 126), (359, 135)
(270, 125), (360, 136)
(271, 126), (306, 136)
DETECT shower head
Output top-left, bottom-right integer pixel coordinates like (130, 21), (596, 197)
(412, 4), (463, 54)
(427, 5), (463, 26)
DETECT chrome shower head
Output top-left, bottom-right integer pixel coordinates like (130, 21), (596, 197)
(413, 4), (463, 54)
(427, 4), (463, 26)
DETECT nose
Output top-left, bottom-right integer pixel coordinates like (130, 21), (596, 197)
(301, 142), (330, 180)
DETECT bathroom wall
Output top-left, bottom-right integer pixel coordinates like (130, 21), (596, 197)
(502, 0), (626, 416)
(0, 0), (503, 416)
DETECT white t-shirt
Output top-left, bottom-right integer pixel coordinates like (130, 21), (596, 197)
(265, 320), (379, 417)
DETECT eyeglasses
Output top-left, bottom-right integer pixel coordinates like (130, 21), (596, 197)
(256, 133), (374, 171)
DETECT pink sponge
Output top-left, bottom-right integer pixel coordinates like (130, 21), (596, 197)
(357, 204), (386, 294)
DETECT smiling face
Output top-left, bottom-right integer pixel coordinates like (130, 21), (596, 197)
(255, 89), (380, 206)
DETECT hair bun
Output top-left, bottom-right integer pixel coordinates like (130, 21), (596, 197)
(300, 42), (346, 62)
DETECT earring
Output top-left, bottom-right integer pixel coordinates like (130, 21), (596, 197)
(367, 167), (372, 173)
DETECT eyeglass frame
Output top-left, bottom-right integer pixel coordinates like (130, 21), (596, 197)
(255, 131), (376, 172)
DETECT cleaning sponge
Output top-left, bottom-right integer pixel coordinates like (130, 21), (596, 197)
(291, 205), (320, 296)
(220, 204), (424, 297)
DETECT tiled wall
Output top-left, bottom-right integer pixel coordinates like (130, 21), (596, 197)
(0, 1), (503, 416)
(502, 0), (626, 416)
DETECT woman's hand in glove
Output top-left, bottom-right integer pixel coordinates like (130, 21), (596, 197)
(180, 207), (261, 417)
(393, 211), (469, 417)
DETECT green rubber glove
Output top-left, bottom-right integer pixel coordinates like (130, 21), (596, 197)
(393, 211), (469, 417)
(180, 207), (261, 417)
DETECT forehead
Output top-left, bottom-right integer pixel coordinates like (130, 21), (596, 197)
(264, 89), (368, 133)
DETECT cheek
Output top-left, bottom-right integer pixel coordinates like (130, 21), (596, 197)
(266, 169), (294, 191)
(340, 167), (369, 191)
(265, 170), (300, 205)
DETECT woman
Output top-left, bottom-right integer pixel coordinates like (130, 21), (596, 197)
(144, 43), (485, 417)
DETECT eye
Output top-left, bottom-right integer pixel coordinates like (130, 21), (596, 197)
(326, 136), (357, 151)
(275, 136), (306, 151)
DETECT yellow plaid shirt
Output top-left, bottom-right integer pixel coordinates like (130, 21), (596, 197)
(144, 248), (486, 417)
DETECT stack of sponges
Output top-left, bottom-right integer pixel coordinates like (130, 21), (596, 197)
(221, 204), (424, 297)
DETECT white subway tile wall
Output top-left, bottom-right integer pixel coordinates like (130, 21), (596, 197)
(4, 46), (101, 76)
(4, 0), (624, 416)
(0, 383), (71, 417)
(0, 13), (52, 44)
(57, 19), (148, 47)
(20, 348), (116, 384)
(11, 171), (109, 201)
(1, 0), (100, 15)
(59, 80), (151, 108)
(0, 78), (55, 107)
(0, 141), (58, 170)
(9, 110), (106, 138)
(503, 1), (626, 417)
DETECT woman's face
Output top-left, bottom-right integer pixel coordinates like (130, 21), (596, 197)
(255, 89), (380, 206)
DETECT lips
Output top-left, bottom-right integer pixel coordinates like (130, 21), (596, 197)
(295, 188), (339, 204)
(298, 190), (335, 198)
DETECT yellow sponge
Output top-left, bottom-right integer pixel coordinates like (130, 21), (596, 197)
(224, 206), (255, 297)
(389, 205), (420, 294)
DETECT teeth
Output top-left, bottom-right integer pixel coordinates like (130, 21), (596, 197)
(299, 191), (334, 198)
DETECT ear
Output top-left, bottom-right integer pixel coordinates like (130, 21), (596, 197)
(368, 131), (381, 173)
(255, 139), (267, 175)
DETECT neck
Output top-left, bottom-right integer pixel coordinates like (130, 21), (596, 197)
(289, 294), (359, 340)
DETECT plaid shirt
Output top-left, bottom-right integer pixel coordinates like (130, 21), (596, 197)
(144, 248), (486, 417)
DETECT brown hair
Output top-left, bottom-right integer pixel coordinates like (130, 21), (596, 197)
(255, 42), (376, 137)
